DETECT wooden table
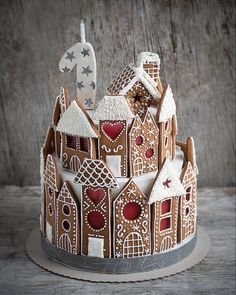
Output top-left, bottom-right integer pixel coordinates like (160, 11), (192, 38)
(0, 186), (235, 294)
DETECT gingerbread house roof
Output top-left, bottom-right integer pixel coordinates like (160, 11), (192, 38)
(56, 99), (100, 138)
(107, 52), (161, 99)
(156, 85), (176, 123)
(73, 158), (119, 188)
(114, 179), (146, 202)
(148, 156), (185, 204)
(93, 95), (135, 120)
(57, 181), (78, 204)
(130, 108), (159, 134)
(180, 161), (197, 184)
(43, 154), (61, 192)
(137, 52), (160, 67)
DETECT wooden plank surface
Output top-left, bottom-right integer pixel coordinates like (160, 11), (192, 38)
(0, 186), (235, 294)
(0, 0), (235, 186)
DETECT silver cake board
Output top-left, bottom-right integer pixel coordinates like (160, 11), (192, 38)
(26, 226), (210, 282)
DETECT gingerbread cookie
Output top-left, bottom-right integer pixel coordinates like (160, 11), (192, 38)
(148, 156), (185, 253)
(43, 154), (61, 244)
(56, 99), (100, 173)
(93, 95), (135, 177)
(113, 179), (151, 258)
(74, 158), (118, 258)
(56, 181), (80, 254)
(129, 109), (159, 177)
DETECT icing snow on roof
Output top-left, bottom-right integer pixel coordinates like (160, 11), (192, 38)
(157, 85), (176, 123)
(73, 158), (119, 188)
(56, 100), (99, 138)
(148, 156), (185, 204)
(137, 52), (160, 67)
(93, 95), (135, 120)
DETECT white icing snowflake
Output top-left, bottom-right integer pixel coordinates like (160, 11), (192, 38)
(147, 129), (155, 135)
(132, 225), (139, 231)
(132, 150), (140, 157)
(116, 239), (123, 245)
(149, 140), (155, 147)
(117, 199), (124, 205)
(145, 248), (150, 254)
(133, 124), (141, 132)
(127, 188), (136, 197)
(143, 213), (149, 219)
(147, 163), (156, 170)
(116, 253), (122, 258)
(144, 236), (149, 242)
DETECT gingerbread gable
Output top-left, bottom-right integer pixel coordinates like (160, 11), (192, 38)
(73, 158), (119, 188)
(57, 99), (100, 138)
(181, 161), (197, 186)
(93, 95), (135, 120)
(157, 85), (176, 123)
(148, 156), (185, 204)
(43, 154), (61, 192)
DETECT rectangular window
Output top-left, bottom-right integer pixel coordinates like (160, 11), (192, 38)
(161, 199), (171, 214)
(66, 134), (77, 150)
(79, 137), (89, 152)
(186, 186), (192, 201)
(160, 217), (171, 231)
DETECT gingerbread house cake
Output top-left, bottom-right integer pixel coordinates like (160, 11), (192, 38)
(40, 48), (198, 274)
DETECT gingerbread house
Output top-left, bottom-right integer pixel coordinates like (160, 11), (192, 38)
(56, 99), (100, 173)
(43, 154), (61, 244)
(73, 158), (118, 258)
(52, 87), (70, 159)
(113, 179), (151, 258)
(107, 52), (163, 117)
(93, 95), (135, 177)
(156, 85), (178, 168)
(148, 156), (185, 253)
(56, 181), (80, 254)
(129, 109), (159, 176)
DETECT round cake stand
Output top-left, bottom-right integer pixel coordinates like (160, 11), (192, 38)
(26, 226), (210, 282)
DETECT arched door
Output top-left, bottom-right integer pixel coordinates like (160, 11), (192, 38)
(160, 236), (172, 252)
(133, 157), (143, 176)
(58, 234), (72, 252)
(123, 232), (144, 258)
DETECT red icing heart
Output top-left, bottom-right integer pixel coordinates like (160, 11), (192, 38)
(86, 188), (105, 205)
(102, 122), (124, 140)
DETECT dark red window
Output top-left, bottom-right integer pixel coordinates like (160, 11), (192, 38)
(48, 204), (53, 215)
(145, 148), (154, 158)
(186, 186), (191, 201)
(48, 187), (54, 198)
(123, 202), (141, 220)
(185, 207), (190, 216)
(161, 199), (171, 214)
(135, 136), (143, 146)
(79, 137), (89, 152)
(87, 211), (105, 230)
(62, 220), (70, 231)
(63, 204), (70, 216)
(164, 136), (168, 147)
(66, 135), (77, 150)
(160, 217), (171, 231)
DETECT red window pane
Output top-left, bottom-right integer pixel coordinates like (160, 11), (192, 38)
(160, 217), (171, 231)
(86, 188), (105, 205)
(161, 199), (171, 214)
(186, 186), (191, 201)
(186, 207), (190, 216)
(135, 136), (143, 146)
(87, 211), (105, 230)
(79, 137), (89, 152)
(145, 148), (154, 158)
(102, 122), (124, 140)
(123, 202), (141, 220)
(67, 135), (77, 149)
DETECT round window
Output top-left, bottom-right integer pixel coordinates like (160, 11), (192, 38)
(62, 220), (71, 231)
(62, 204), (71, 216)
(123, 202), (141, 220)
(135, 136), (143, 146)
(145, 148), (154, 158)
(87, 211), (105, 230)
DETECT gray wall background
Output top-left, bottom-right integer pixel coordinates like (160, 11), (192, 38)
(0, 0), (235, 187)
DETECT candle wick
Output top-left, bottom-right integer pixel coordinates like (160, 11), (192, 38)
(80, 20), (86, 43)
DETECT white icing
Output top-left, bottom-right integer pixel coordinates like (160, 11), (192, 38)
(88, 237), (104, 258)
(148, 156), (185, 204)
(56, 100), (99, 138)
(106, 155), (122, 177)
(93, 95), (135, 120)
(55, 147), (185, 202)
(137, 52), (160, 67)
(46, 222), (53, 242)
(130, 65), (161, 99)
(158, 85), (176, 123)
